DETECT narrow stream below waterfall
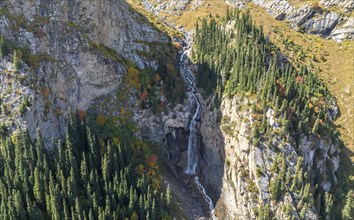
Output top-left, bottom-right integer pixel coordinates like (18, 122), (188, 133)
(179, 41), (218, 220)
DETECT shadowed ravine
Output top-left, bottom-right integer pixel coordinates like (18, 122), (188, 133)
(180, 43), (217, 220)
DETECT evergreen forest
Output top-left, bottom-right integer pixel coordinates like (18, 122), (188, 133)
(0, 114), (171, 220)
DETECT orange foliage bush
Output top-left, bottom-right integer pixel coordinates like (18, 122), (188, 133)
(172, 42), (182, 50)
(166, 63), (176, 74)
(139, 89), (148, 101)
(54, 108), (62, 117)
(41, 87), (49, 98)
(279, 85), (286, 95)
(295, 76), (304, 84)
(78, 110), (87, 121)
(148, 154), (158, 168)
(35, 27), (46, 39)
(160, 101), (165, 109)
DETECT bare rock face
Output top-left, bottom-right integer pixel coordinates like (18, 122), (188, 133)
(302, 11), (339, 35)
(141, 0), (192, 16)
(198, 94), (340, 219)
(331, 17), (354, 41)
(227, 0), (354, 41)
(320, 0), (354, 10)
(0, 0), (168, 144)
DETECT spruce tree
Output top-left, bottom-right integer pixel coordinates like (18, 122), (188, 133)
(342, 190), (353, 220)
(13, 50), (21, 71)
(324, 192), (334, 219)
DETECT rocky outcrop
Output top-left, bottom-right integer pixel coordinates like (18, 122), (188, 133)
(0, 0), (169, 144)
(227, 0), (354, 41)
(139, 0), (203, 22)
(297, 11), (339, 35)
(141, 0), (192, 16)
(197, 94), (340, 219)
(331, 17), (354, 41)
(320, 0), (354, 10)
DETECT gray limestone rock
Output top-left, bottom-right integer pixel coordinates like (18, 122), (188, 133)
(302, 11), (339, 36)
(0, 0), (169, 144)
(227, 0), (354, 40)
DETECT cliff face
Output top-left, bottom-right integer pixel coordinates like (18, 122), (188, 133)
(0, 0), (169, 143)
(227, 0), (354, 41)
(198, 94), (339, 219)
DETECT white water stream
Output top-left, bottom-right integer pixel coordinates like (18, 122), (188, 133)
(180, 48), (218, 220)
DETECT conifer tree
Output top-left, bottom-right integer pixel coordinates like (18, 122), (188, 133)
(325, 192), (334, 219)
(13, 50), (21, 71)
(342, 190), (353, 220)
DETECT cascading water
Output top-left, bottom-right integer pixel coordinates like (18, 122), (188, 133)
(180, 46), (218, 220)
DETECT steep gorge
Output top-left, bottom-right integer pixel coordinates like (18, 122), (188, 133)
(0, 0), (352, 219)
(162, 7), (346, 219)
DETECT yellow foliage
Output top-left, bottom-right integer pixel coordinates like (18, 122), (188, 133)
(127, 63), (140, 88)
(113, 137), (120, 146)
(120, 108), (126, 115)
(147, 169), (155, 176)
(308, 102), (313, 109)
(96, 114), (106, 126)
(152, 178), (161, 191)
(130, 212), (138, 220)
(136, 164), (145, 175)
(154, 73), (161, 83)
(311, 1), (319, 9)
(314, 106), (319, 113)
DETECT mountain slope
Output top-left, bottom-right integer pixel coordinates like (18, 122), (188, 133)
(0, 0), (180, 144)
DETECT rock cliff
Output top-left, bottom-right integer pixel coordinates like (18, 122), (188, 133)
(199, 94), (340, 219)
(0, 0), (169, 143)
(227, 0), (354, 41)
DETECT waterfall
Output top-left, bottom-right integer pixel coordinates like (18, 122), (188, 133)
(185, 92), (200, 174)
(195, 176), (217, 220)
(180, 47), (218, 220)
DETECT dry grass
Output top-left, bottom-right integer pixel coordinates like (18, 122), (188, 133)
(288, 0), (319, 8)
(136, 0), (228, 30)
(176, 0), (229, 30)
